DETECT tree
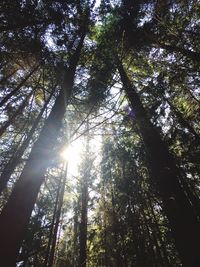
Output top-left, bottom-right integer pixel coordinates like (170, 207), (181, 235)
(117, 60), (200, 266)
(0, 3), (89, 265)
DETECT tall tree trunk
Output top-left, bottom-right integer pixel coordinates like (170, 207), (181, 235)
(0, 33), (85, 267)
(79, 131), (91, 267)
(79, 171), (89, 267)
(72, 202), (79, 267)
(103, 215), (109, 267)
(48, 163), (68, 267)
(118, 60), (200, 267)
(110, 187), (124, 267)
(43, 166), (63, 267)
(0, 87), (55, 195)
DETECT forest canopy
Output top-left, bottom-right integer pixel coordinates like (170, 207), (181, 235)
(0, 0), (200, 266)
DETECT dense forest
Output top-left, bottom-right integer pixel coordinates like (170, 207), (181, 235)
(0, 0), (200, 266)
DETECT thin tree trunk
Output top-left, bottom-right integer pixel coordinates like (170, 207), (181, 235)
(0, 68), (18, 84)
(72, 202), (79, 267)
(79, 170), (89, 267)
(49, 164), (67, 266)
(103, 215), (109, 267)
(0, 87), (55, 195)
(0, 32), (85, 266)
(110, 188), (124, 267)
(118, 60), (200, 267)
(43, 168), (62, 267)
(79, 129), (91, 267)
(48, 163), (68, 267)
(0, 91), (32, 137)
(0, 63), (40, 108)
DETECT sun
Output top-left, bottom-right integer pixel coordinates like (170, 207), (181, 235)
(60, 146), (72, 161)
(60, 134), (102, 175)
(60, 141), (83, 175)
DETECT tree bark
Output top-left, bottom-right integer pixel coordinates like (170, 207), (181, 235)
(118, 60), (200, 267)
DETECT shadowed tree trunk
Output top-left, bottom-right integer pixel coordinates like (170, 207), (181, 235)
(43, 165), (63, 267)
(0, 32), (85, 267)
(110, 187), (124, 267)
(48, 163), (68, 267)
(79, 180), (88, 267)
(79, 142), (89, 267)
(79, 125), (95, 267)
(118, 60), (200, 267)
